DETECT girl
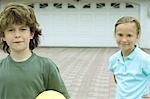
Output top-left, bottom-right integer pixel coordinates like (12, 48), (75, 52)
(108, 16), (150, 99)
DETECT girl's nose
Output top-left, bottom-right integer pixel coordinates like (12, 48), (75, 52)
(121, 37), (127, 42)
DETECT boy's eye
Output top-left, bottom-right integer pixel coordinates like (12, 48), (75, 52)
(127, 34), (132, 37)
(7, 29), (14, 31)
(21, 28), (29, 31)
(21, 28), (27, 30)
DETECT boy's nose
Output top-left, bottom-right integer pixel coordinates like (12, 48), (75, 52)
(14, 30), (21, 38)
(15, 35), (21, 38)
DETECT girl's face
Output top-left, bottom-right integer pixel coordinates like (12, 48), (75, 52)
(2, 24), (34, 53)
(115, 22), (139, 55)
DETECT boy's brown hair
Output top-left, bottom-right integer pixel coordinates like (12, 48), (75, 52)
(0, 2), (41, 54)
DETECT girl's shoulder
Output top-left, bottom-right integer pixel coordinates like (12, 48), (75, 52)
(136, 48), (150, 64)
(137, 48), (150, 58)
(109, 50), (121, 60)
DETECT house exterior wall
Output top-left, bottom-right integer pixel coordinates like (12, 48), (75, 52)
(139, 0), (150, 48)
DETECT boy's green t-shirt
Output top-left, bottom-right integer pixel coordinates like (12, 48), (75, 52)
(0, 53), (70, 99)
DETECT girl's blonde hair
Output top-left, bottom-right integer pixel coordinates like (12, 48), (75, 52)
(114, 16), (141, 36)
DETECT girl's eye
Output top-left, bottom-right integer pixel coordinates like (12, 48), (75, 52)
(117, 33), (123, 37)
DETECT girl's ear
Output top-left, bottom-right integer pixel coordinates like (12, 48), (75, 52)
(137, 33), (140, 39)
(135, 34), (140, 46)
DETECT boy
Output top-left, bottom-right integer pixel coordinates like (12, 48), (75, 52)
(108, 16), (150, 99)
(0, 2), (70, 99)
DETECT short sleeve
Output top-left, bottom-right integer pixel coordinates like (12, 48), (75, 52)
(142, 57), (150, 76)
(44, 59), (70, 99)
(108, 56), (115, 73)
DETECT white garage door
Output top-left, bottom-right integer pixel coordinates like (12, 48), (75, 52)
(34, 0), (139, 47)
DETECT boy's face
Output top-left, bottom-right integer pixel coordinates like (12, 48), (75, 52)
(115, 22), (139, 53)
(2, 24), (34, 53)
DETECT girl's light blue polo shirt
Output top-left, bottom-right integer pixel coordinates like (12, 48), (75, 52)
(108, 47), (150, 99)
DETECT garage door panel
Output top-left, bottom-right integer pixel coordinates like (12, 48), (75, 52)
(37, 1), (139, 47)
(66, 14), (79, 28)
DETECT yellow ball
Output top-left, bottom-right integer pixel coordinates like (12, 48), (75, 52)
(36, 90), (66, 99)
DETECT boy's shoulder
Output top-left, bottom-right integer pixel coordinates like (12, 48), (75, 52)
(33, 53), (56, 66)
(33, 53), (58, 72)
(34, 53), (52, 62)
(0, 56), (8, 64)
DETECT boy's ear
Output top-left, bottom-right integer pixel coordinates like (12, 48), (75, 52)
(0, 33), (5, 41)
(30, 32), (35, 39)
(2, 37), (6, 41)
